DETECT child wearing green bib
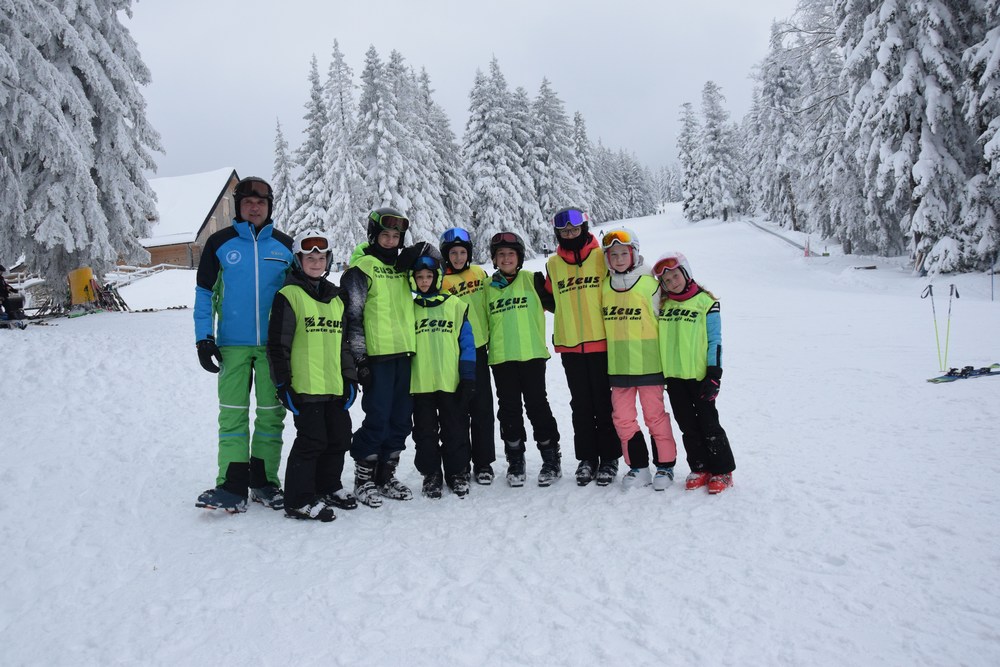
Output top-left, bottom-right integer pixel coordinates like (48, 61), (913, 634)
(267, 230), (358, 522)
(408, 249), (477, 498)
(483, 232), (561, 488)
(653, 251), (735, 495)
(600, 228), (678, 491)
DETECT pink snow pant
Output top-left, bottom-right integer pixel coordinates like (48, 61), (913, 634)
(611, 385), (678, 467)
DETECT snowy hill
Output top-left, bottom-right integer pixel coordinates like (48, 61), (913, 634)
(3, 205), (999, 665)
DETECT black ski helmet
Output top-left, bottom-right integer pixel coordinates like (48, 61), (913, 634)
(439, 227), (473, 271)
(552, 206), (590, 250)
(366, 206), (409, 245)
(409, 247), (444, 295)
(233, 176), (274, 223)
(489, 231), (525, 270)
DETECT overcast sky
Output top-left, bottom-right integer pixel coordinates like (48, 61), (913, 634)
(128, 0), (800, 183)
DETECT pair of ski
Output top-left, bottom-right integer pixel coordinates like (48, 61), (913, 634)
(927, 363), (1000, 383)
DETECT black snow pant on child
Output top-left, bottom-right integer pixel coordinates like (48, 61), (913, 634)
(490, 358), (560, 451)
(665, 378), (735, 475)
(413, 391), (472, 478)
(560, 351), (619, 464)
(469, 345), (496, 468)
(285, 399), (352, 510)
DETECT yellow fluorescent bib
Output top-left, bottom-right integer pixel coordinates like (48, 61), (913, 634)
(602, 275), (660, 376)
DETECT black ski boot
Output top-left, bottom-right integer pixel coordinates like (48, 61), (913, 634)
(377, 455), (413, 501)
(505, 441), (526, 488)
(537, 442), (562, 487)
(354, 458), (383, 508)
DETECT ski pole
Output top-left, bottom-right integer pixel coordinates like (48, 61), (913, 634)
(943, 284), (959, 371)
(921, 285), (942, 371)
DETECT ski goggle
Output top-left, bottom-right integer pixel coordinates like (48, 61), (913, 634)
(491, 232), (520, 246)
(369, 211), (409, 233)
(299, 237), (330, 254)
(601, 229), (635, 250)
(440, 228), (471, 244)
(552, 208), (588, 229)
(234, 179), (272, 199)
(653, 256), (683, 277)
(413, 255), (438, 272)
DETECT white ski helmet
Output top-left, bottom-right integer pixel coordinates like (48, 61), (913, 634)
(292, 229), (334, 273)
(600, 227), (642, 272)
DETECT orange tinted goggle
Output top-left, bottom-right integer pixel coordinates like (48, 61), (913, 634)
(653, 256), (682, 276)
(601, 230), (634, 249)
(300, 237), (329, 253)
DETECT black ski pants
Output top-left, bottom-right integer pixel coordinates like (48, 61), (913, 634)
(412, 391), (472, 478)
(284, 399), (352, 510)
(469, 345), (496, 467)
(560, 351), (620, 464)
(665, 378), (735, 474)
(490, 358), (559, 451)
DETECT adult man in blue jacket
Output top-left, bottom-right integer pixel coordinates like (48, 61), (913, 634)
(193, 177), (294, 513)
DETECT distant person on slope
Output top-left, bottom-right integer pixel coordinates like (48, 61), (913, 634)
(193, 177), (294, 514)
(600, 229), (678, 491)
(266, 229), (359, 522)
(654, 251), (735, 494)
(439, 227), (496, 485)
(541, 207), (620, 487)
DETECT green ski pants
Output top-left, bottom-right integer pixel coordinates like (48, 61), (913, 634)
(216, 345), (286, 491)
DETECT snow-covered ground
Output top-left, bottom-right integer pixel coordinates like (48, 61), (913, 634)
(3, 204), (999, 665)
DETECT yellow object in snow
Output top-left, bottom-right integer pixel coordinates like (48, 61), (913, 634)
(68, 267), (96, 305)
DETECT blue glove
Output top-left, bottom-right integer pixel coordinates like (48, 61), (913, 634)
(276, 384), (300, 415)
(343, 383), (357, 410)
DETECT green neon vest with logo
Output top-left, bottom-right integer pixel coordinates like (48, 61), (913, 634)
(351, 254), (416, 356)
(485, 270), (549, 365)
(411, 296), (468, 394)
(602, 275), (660, 376)
(441, 265), (488, 348)
(657, 290), (715, 380)
(546, 250), (607, 347)
(279, 284), (345, 395)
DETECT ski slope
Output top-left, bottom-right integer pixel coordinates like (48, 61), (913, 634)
(3, 204), (999, 666)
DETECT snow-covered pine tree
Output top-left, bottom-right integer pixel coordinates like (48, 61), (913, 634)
(531, 78), (586, 222)
(505, 82), (546, 250)
(960, 0), (1000, 269)
(748, 23), (803, 230)
(417, 68), (474, 231)
(590, 141), (624, 222)
(695, 81), (741, 222)
(321, 40), (366, 258)
(462, 65), (535, 261)
(271, 119), (298, 230)
(677, 102), (702, 220)
(383, 50), (450, 244)
(286, 54), (329, 238)
(837, 0), (977, 270)
(571, 112), (597, 213)
(1, 0), (161, 282)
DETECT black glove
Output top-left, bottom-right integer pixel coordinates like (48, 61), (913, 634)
(395, 241), (435, 272)
(356, 355), (373, 390)
(275, 383), (300, 415)
(458, 379), (476, 411)
(699, 366), (722, 402)
(196, 336), (222, 373)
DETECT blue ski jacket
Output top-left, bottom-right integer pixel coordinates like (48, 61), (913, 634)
(194, 219), (294, 346)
